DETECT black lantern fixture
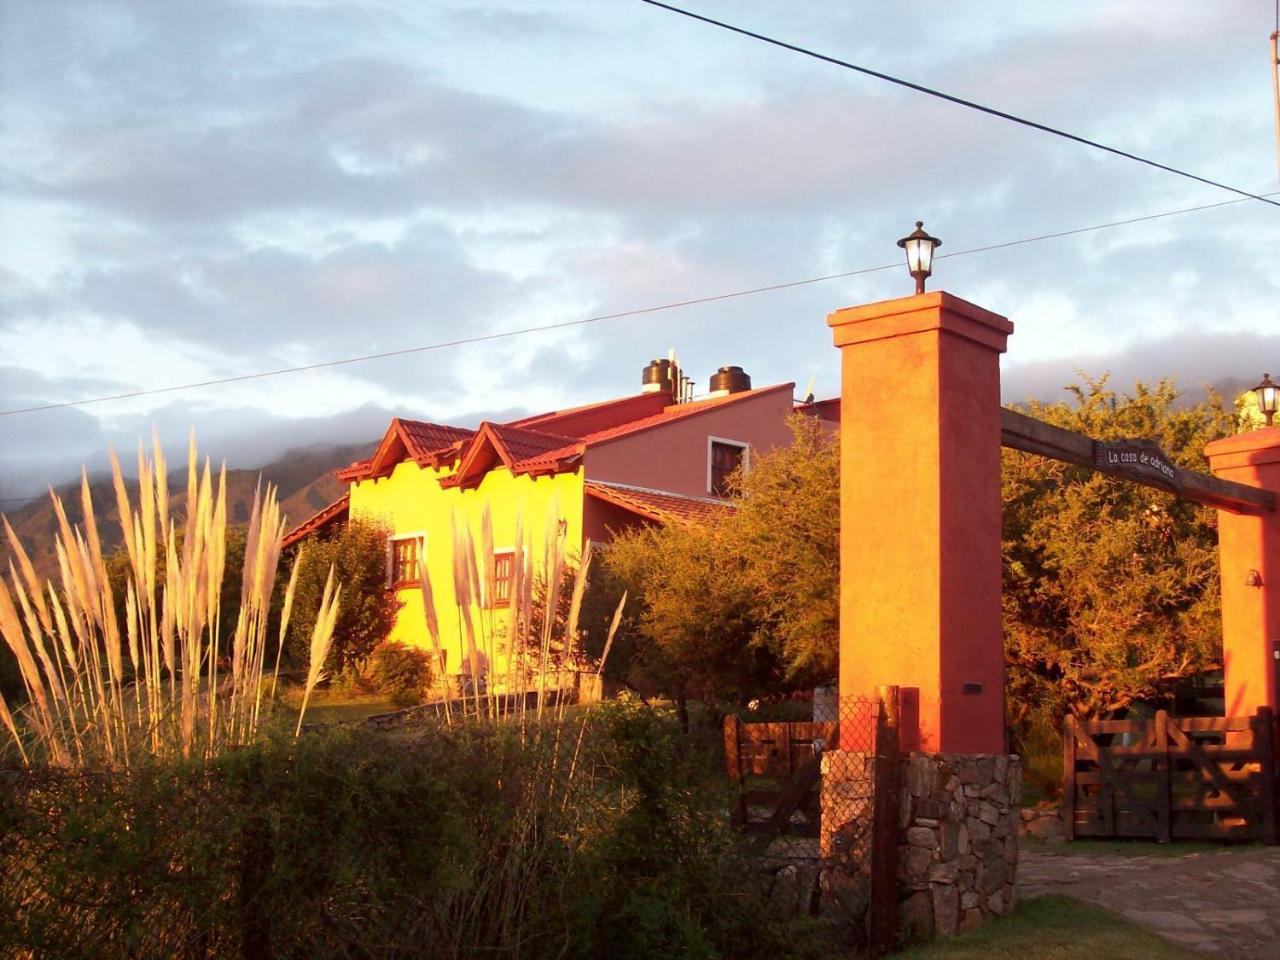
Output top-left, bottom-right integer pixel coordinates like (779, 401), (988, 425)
(897, 221), (941, 295)
(1254, 373), (1279, 427)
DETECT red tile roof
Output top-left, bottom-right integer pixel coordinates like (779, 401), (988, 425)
(513, 383), (794, 473)
(585, 480), (732, 526)
(488, 423), (575, 463)
(510, 392), (669, 438)
(440, 421), (579, 489)
(399, 420), (475, 460)
(282, 494), (349, 548)
(337, 419), (474, 481)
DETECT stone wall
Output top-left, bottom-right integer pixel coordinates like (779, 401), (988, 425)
(818, 750), (875, 926)
(897, 753), (1022, 938)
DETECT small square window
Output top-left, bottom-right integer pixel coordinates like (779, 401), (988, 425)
(389, 535), (423, 586)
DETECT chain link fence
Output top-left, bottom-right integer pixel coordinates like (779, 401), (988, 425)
(726, 691), (901, 951)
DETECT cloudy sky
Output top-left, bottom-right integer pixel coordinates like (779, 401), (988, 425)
(1, 0), (1278, 499)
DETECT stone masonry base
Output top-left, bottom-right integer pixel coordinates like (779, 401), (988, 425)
(815, 749), (1022, 942)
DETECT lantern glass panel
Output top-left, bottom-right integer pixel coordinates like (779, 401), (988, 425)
(917, 238), (935, 275)
(904, 239), (923, 274)
(1261, 385), (1279, 415)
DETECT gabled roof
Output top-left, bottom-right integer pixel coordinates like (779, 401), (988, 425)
(282, 494), (349, 549)
(337, 418), (474, 481)
(440, 422), (578, 489)
(585, 480), (732, 526)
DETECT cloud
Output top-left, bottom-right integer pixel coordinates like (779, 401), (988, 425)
(0, 0), (1275, 498)
(1001, 330), (1277, 406)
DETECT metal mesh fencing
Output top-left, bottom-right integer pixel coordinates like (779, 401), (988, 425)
(817, 696), (882, 930)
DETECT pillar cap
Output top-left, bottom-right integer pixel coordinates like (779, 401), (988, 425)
(1206, 427), (1280, 470)
(827, 290), (1014, 352)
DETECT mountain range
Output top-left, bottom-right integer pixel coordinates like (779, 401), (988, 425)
(0, 440), (374, 579)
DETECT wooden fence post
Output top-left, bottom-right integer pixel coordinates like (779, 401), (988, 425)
(1256, 707), (1278, 846)
(1061, 716), (1076, 840)
(1155, 710), (1172, 844)
(868, 686), (900, 957)
(724, 714), (746, 829)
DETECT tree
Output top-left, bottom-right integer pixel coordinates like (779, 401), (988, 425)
(1002, 377), (1233, 727)
(723, 413), (839, 686)
(593, 414), (836, 705)
(599, 379), (1237, 736)
(286, 518), (401, 672)
(600, 517), (782, 714)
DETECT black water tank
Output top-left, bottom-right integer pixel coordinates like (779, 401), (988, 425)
(709, 365), (751, 395)
(641, 358), (673, 394)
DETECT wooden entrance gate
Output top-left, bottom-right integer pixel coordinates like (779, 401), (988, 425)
(1063, 707), (1279, 842)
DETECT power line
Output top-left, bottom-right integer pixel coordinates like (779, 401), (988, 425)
(0, 189), (1275, 420)
(637, 0), (1280, 210)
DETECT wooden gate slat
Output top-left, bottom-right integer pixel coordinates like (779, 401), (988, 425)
(1165, 720), (1251, 814)
(1068, 715), (1160, 837)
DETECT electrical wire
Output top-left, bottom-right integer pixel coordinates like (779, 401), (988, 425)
(0, 189), (1276, 422)
(637, 0), (1280, 210)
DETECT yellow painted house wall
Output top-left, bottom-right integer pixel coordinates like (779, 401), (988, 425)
(348, 459), (584, 679)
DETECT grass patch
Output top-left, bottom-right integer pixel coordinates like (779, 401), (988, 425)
(1022, 836), (1257, 857)
(275, 681), (419, 724)
(294, 695), (405, 723)
(894, 895), (1207, 959)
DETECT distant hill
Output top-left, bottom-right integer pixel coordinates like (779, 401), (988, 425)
(1, 440), (374, 579)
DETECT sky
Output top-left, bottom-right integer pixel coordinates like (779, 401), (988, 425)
(1, 0), (1278, 499)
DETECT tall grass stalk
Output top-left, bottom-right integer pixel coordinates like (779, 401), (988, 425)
(0, 434), (338, 769)
(294, 565), (341, 737)
(422, 502), (610, 731)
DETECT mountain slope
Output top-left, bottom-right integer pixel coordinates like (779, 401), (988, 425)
(1, 440), (373, 579)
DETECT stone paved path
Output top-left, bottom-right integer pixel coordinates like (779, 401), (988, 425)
(1019, 844), (1280, 958)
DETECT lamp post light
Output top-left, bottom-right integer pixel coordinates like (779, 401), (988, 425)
(1254, 373), (1279, 427)
(897, 220), (941, 295)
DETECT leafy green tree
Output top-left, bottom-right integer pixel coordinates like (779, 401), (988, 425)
(599, 517), (782, 713)
(286, 518), (401, 672)
(723, 413), (839, 686)
(594, 415), (835, 706)
(599, 379), (1237, 737)
(1002, 377), (1233, 727)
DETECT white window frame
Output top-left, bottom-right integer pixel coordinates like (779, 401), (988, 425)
(706, 436), (750, 496)
(387, 530), (427, 588)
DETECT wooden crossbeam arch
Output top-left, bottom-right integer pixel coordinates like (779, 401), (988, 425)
(1001, 408), (1274, 515)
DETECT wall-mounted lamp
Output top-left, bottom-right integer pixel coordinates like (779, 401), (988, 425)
(1253, 374), (1279, 427)
(1246, 569), (1264, 588)
(897, 220), (941, 295)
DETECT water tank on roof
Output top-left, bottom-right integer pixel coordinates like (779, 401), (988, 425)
(708, 366), (751, 398)
(641, 358), (673, 395)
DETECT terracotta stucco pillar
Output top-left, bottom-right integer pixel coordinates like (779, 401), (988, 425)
(828, 291), (1013, 754)
(1205, 430), (1280, 716)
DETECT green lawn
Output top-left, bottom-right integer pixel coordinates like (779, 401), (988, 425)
(295, 695), (406, 724)
(894, 896), (1206, 959)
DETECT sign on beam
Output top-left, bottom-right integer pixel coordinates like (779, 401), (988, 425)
(1093, 441), (1181, 494)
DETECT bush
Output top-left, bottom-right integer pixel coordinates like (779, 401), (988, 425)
(0, 705), (819, 959)
(286, 518), (402, 672)
(368, 642), (434, 706)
